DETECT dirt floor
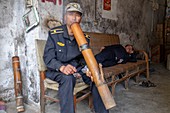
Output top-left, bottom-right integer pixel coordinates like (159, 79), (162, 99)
(3, 63), (170, 113)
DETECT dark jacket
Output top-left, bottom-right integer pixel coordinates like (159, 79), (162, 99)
(95, 44), (137, 67)
(43, 25), (89, 80)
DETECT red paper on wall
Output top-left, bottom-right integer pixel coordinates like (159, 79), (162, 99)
(103, 0), (111, 11)
(42, 0), (56, 5)
(58, 0), (62, 5)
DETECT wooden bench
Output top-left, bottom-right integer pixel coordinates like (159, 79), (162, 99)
(35, 32), (149, 112)
(85, 32), (149, 95)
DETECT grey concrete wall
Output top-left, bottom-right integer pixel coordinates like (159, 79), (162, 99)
(0, 0), (166, 107)
(68, 0), (165, 50)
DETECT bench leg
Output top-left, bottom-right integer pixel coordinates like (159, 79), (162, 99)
(125, 78), (129, 90)
(146, 59), (150, 80)
(135, 73), (140, 83)
(111, 75), (117, 96)
(146, 64), (150, 80)
(111, 83), (116, 96)
(124, 71), (129, 90)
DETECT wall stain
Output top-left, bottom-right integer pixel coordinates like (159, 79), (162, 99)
(0, 0), (14, 28)
(29, 71), (39, 103)
(0, 88), (14, 102)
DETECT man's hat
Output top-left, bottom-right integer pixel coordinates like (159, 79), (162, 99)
(65, 3), (82, 15)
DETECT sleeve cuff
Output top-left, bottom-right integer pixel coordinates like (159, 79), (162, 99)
(56, 64), (64, 71)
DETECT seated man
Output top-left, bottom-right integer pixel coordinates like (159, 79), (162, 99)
(95, 44), (137, 67)
(43, 2), (109, 113)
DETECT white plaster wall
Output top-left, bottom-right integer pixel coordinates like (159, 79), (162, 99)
(0, 0), (26, 101)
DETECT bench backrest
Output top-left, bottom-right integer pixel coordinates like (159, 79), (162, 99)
(35, 33), (119, 71)
(85, 32), (120, 55)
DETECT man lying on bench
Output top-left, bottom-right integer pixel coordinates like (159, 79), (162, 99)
(95, 44), (137, 67)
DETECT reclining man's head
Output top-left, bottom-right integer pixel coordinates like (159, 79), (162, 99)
(125, 44), (134, 54)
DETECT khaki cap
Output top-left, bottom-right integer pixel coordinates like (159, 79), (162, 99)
(65, 3), (82, 15)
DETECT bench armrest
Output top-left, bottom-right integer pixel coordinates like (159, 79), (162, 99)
(136, 50), (149, 79)
(136, 50), (149, 62)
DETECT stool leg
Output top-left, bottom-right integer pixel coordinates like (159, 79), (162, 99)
(40, 92), (46, 113)
(89, 94), (93, 110)
(74, 95), (76, 113)
(40, 71), (46, 113)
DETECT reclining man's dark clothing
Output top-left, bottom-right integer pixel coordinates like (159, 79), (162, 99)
(95, 44), (137, 67)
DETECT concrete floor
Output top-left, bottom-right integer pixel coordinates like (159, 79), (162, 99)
(5, 63), (170, 113)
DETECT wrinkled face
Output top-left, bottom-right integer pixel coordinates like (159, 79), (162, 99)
(125, 45), (133, 54)
(64, 11), (82, 27)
